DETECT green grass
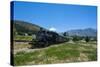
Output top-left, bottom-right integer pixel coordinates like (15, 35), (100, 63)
(14, 35), (32, 41)
(14, 51), (40, 65)
(14, 42), (97, 66)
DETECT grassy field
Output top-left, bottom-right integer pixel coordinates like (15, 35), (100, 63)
(13, 41), (97, 66)
(14, 35), (32, 41)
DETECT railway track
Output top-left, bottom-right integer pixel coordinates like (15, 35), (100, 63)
(14, 40), (32, 45)
(14, 40), (32, 42)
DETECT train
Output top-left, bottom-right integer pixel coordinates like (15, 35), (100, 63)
(31, 29), (68, 48)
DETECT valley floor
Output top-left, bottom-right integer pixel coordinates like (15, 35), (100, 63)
(13, 41), (97, 66)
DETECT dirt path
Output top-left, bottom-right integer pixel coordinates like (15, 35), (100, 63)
(14, 42), (70, 54)
(14, 48), (40, 54)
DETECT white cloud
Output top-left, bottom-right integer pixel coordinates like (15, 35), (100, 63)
(49, 27), (57, 31)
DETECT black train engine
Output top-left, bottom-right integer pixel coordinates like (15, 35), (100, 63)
(32, 30), (67, 48)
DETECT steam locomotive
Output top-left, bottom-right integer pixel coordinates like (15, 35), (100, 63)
(32, 29), (67, 48)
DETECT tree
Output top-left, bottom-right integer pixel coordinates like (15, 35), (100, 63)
(85, 36), (90, 42)
(72, 35), (80, 42)
(63, 32), (67, 36)
(13, 28), (17, 37)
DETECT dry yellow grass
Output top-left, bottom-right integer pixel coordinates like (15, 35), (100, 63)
(13, 41), (97, 66)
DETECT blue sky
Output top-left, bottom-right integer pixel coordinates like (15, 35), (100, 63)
(11, 1), (97, 32)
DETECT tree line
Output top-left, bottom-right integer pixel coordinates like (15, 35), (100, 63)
(63, 32), (97, 42)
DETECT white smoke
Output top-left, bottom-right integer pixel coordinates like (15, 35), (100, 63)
(49, 27), (57, 32)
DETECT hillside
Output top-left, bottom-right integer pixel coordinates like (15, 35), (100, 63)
(12, 20), (45, 35)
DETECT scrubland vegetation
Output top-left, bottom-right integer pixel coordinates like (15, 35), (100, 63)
(14, 41), (97, 66)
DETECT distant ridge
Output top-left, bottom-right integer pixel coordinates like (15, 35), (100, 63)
(66, 28), (97, 37)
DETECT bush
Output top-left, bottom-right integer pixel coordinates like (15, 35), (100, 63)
(72, 36), (80, 42)
(85, 36), (90, 42)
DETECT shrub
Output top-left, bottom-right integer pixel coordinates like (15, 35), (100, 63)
(85, 36), (90, 42)
(72, 36), (80, 42)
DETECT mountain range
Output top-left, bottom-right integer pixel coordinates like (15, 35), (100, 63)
(12, 20), (97, 37)
(66, 28), (97, 37)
